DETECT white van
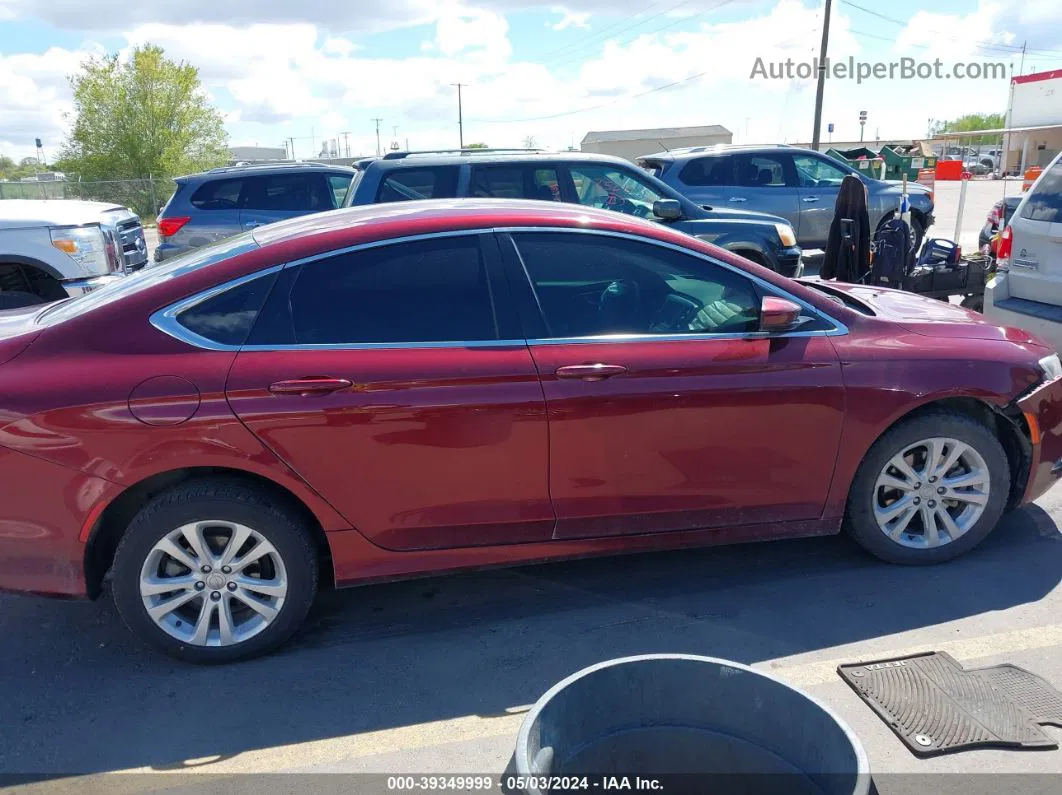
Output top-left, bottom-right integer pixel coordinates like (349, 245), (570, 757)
(984, 151), (1062, 351)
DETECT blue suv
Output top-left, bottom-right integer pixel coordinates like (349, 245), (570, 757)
(155, 162), (355, 261)
(639, 145), (935, 251)
(344, 150), (805, 276)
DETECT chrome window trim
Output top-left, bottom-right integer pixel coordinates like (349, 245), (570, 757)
(495, 225), (849, 342)
(150, 264), (286, 352)
(151, 224), (847, 353)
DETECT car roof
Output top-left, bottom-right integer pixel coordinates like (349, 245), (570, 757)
(361, 150), (633, 170)
(638, 144), (799, 162)
(249, 198), (679, 255)
(177, 162), (355, 182)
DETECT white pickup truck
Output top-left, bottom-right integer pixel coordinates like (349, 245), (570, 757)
(0, 199), (148, 309)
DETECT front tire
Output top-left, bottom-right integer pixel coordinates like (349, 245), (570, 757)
(111, 479), (319, 663)
(0, 291), (46, 310)
(844, 411), (1009, 564)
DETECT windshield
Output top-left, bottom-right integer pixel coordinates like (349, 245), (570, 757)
(37, 232), (259, 326)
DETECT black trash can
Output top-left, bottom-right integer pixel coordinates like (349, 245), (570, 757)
(514, 654), (870, 795)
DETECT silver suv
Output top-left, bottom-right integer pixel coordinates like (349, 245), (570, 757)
(984, 151), (1062, 350)
(639, 144), (935, 250)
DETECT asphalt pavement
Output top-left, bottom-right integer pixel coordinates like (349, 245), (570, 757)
(2, 485), (1060, 793)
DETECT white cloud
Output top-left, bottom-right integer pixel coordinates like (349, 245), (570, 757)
(322, 37), (359, 57)
(433, 7), (512, 60)
(550, 6), (591, 31)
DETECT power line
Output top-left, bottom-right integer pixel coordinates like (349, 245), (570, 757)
(544, 0), (735, 73)
(538, 1), (663, 64)
(849, 28), (1062, 62)
(840, 0), (1062, 57)
(469, 25), (818, 125)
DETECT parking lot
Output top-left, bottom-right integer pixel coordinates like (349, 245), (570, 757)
(2, 483), (1060, 791)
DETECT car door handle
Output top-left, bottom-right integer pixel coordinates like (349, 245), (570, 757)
(268, 377), (353, 396)
(555, 364), (627, 382)
(727, 197), (747, 202)
(802, 197), (820, 203)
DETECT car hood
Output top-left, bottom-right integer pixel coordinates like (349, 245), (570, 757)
(803, 282), (1045, 344)
(0, 199), (132, 230)
(697, 206), (789, 225)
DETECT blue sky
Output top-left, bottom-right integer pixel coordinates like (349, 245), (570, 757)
(2, 0), (1061, 163)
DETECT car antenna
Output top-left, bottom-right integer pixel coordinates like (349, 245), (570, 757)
(657, 141), (670, 152)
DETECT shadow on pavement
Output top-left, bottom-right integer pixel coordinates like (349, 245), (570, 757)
(2, 504), (1059, 776)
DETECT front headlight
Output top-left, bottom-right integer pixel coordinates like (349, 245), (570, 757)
(1039, 353), (1062, 382)
(775, 223), (797, 247)
(50, 225), (108, 272)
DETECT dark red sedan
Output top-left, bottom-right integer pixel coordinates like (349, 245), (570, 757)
(2, 200), (1061, 662)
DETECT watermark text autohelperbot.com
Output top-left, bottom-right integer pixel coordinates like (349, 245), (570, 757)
(750, 56), (1009, 84)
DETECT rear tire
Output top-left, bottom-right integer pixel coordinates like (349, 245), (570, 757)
(844, 411), (1009, 565)
(111, 479), (319, 664)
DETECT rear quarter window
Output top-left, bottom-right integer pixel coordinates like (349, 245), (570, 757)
(376, 167), (459, 203)
(679, 156), (734, 187)
(175, 271), (279, 347)
(1021, 159), (1062, 223)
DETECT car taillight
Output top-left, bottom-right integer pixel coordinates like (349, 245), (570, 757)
(996, 225), (1013, 271)
(157, 216), (190, 238)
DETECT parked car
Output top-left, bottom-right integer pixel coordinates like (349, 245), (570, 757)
(638, 144), (935, 251)
(345, 149), (804, 276)
(0, 199), (147, 308)
(2, 200), (1060, 662)
(978, 195), (1021, 256)
(154, 162), (355, 262)
(985, 152), (1062, 350)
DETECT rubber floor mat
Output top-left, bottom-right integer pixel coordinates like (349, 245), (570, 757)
(838, 651), (1062, 756)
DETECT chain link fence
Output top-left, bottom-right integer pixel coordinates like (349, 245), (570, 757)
(0, 177), (177, 222)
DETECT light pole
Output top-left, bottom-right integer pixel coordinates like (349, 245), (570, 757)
(859, 110), (867, 143)
(451, 83), (466, 149)
(372, 118), (383, 157)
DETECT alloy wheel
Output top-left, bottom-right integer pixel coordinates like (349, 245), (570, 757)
(872, 437), (990, 549)
(139, 521), (288, 647)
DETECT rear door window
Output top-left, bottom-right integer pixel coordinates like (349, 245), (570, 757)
(376, 167), (460, 203)
(190, 178), (245, 210)
(282, 236), (498, 345)
(243, 173), (333, 212)
(735, 154), (791, 188)
(1021, 159), (1062, 223)
(470, 165), (562, 201)
(679, 156), (735, 187)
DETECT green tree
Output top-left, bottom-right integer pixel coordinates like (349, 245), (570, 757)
(57, 44), (228, 205)
(936, 112), (1006, 145)
(466, 142), (489, 149)
(0, 155), (38, 180)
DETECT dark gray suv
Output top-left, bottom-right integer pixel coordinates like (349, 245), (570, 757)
(344, 150), (804, 276)
(155, 162), (355, 262)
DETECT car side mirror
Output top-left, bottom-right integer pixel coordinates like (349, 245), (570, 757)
(653, 199), (682, 220)
(758, 296), (804, 333)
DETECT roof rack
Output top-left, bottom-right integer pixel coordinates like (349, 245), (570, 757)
(206, 161), (352, 174)
(381, 148), (546, 160)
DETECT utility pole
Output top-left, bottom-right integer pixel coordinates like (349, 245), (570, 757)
(372, 118), (383, 157)
(451, 83), (466, 149)
(1019, 40), (1026, 76)
(311, 127), (315, 158)
(811, 0), (833, 152)
(340, 131), (351, 158)
(288, 137), (296, 160)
